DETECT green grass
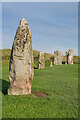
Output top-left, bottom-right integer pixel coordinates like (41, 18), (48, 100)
(1, 60), (78, 118)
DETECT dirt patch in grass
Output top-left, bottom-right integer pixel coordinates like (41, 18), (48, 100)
(21, 91), (48, 98)
(32, 91), (48, 97)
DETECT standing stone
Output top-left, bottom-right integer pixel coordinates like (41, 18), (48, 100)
(50, 61), (53, 67)
(38, 52), (45, 69)
(8, 18), (34, 95)
(54, 51), (63, 65)
(66, 49), (73, 64)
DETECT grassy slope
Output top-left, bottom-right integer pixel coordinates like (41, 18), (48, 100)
(1, 60), (78, 118)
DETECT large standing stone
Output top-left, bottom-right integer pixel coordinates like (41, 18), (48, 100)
(66, 49), (73, 64)
(50, 61), (53, 67)
(8, 18), (34, 95)
(54, 51), (63, 65)
(38, 52), (45, 69)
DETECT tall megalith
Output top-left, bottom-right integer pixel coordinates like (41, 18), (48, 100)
(66, 49), (73, 64)
(38, 52), (45, 69)
(54, 51), (63, 65)
(50, 61), (53, 67)
(8, 18), (34, 95)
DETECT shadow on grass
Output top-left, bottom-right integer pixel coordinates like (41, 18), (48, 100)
(0, 79), (9, 95)
(34, 67), (38, 69)
(62, 61), (65, 64)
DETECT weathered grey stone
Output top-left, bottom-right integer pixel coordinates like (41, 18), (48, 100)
(66, 49), (73, 64)
(50, 61), (53, 67)
(8, 18), (34, 95)
(38, 52), (45, 69)
(54, 51), (63, 65)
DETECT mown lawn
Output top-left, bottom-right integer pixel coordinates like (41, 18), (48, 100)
(1, 60), (78, 118)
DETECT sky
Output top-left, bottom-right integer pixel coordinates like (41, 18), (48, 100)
(2, 2), (78, 55)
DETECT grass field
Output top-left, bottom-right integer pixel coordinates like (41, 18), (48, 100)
(1, 60), (78, 118)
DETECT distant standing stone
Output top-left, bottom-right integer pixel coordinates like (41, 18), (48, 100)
(66, 49), (73, 64)
(38, 52), (45, 69)
(50, 61), (53, 67)
(54, 51), (63, 65)
(8, 18), (34, 95)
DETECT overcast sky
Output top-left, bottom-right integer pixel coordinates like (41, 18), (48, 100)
(2, 2), (78, 55)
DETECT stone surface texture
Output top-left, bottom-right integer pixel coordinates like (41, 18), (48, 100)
(8, 18), (34, 95)
(50, 61), (53, 67)
(38, 52), (45, 69)
(54, 51), (63, 65)
(66, 49), (73, 64)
